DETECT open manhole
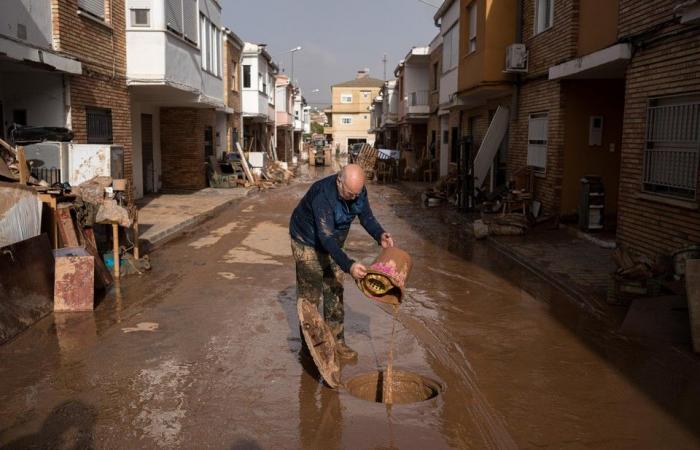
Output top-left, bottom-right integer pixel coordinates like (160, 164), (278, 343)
(344, 370), (442, 405)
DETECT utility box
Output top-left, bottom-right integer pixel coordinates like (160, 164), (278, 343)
(579, 176), (605, 231)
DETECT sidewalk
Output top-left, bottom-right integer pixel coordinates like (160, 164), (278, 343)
(137, 187), (252, 249)
(397, 180), (615, 318)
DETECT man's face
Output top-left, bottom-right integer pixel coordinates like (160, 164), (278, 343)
(337, 177), (362, 201)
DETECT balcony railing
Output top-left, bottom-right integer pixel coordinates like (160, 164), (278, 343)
(409, 90), (430, 107)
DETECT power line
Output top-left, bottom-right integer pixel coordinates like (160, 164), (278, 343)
(417, 0), (440, 8)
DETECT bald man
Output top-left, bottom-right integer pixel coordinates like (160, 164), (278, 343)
(290, 164), (394, 360)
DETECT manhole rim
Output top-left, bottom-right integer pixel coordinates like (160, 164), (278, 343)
(342, 369), (444, 405)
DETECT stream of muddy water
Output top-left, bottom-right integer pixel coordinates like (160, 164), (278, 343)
(382, 305), (399, 404)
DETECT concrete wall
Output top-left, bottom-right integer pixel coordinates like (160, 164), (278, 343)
(1, 0), (52, 49)
(0, 71), (66, 130)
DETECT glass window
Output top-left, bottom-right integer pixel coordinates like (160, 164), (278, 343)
(468, 2), (477, 53)
(130, 9), (149, 27)
(341, 93), (353, 103)
(534, 0), (554, 34)
(243, 65), (251, 88)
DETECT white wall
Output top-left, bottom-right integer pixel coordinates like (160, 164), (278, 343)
(0, 71), (65, 130)
(126, 32), (167, 81)
(439, 1), (459, 105)
(1, 0), (52, 49)
(130, 102), (162, 199)
(439, 68), (458, 105)
(405, 63), (429, 98)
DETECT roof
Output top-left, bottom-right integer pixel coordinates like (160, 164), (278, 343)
(332, 77), (385, 89)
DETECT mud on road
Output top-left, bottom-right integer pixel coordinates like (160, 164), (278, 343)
(2, 169), (700, 449)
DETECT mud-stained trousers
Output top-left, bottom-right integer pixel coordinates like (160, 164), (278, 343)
(291, 239), (346, 342)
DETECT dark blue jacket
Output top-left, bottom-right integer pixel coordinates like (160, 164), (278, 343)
(290, 174), (385, 273)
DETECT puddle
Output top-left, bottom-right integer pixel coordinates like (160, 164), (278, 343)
(344, 370), (442, 405)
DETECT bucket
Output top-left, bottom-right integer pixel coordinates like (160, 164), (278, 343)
(356, 247), (413, 306)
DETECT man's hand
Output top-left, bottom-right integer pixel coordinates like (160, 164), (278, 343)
(380, 232), (395, 249)
(350, 262), (368, 280)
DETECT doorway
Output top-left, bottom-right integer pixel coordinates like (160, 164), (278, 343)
(141, 114), (155, 194)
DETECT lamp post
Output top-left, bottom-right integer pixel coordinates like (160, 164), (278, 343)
(288, 46), (302, 163)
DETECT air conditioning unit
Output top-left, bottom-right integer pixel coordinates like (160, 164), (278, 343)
(505, 44), (528, 73)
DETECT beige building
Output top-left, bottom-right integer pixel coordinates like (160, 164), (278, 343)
(330, 70), (384, 153)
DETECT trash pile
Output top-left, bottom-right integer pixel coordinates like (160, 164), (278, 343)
(608, 247), (664, 305)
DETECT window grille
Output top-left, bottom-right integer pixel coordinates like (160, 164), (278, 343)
(643, 96), (700, 200)
(86, 107), (113, 144)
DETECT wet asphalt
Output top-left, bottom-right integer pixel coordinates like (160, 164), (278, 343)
(1, 164), (700, 449)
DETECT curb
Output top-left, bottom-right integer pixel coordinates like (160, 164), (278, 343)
(140, 188), (254, 252)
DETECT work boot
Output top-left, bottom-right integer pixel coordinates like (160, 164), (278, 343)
(335, 340), (358, 361)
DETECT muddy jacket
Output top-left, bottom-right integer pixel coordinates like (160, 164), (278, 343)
(290, 174), (385, 273)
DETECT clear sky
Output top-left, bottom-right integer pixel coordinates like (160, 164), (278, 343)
(222, 0), (440, 107)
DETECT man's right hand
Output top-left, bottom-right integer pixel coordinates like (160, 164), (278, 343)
(350, 263), (368, 280)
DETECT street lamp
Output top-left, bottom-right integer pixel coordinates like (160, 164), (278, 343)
(289, 46), (302, 85)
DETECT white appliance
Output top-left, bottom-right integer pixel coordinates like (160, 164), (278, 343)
(24, 142), (124, 186)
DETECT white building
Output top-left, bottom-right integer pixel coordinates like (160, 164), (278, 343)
(241, 42), (278, 153)
(126, 0), (228, 196)
(0, 0), (82, 141)
(434, 0), (461, 177)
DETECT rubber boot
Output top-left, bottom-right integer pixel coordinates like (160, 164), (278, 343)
(335, 340), (358, 361)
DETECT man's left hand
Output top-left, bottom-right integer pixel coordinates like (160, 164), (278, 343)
(380, 232), (394, 248)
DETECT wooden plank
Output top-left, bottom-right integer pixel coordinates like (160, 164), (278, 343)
(81, 227), (114, 289)
(112, 223), (120, 279)
(235, 142), (256, 185)
(56, 205), (80, 248)
(16, 146), (29, 184)
(0, 138), (16, 155)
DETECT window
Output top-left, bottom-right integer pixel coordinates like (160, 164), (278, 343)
(259, 73), (264, 94)
(362, 91), (370, 100)
(527, 113), (548, 171)
(79, 0), (105, 20)
(130, 9), (150, 27)
(534, 0), (554, 34)
(243, 65), (251, 88)
(165, 0), (182, 33)
(443, 130), (449, 144)
(643, 95), (700, 200)
(86, 107), (113, 144)
(341, 117), (352, 125)
(468, 2), (477, 53)
(432, 62), (439, 90)
(341, 93), (353, 103)
(200, 16), (220, 76)
(442, 24), (459, 72)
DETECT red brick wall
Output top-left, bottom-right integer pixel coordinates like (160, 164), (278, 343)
(51, 0), (133, 195)
(617, 29), (700, 258)
(508, 79), (565, 212)
(160, 108), (215, 190)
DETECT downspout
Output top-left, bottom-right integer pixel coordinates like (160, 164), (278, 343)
(512, 0), (524, 118)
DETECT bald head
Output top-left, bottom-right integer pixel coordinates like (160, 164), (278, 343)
(337, 164), (366, 200)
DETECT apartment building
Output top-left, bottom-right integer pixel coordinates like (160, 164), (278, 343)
(370, 80), (400, 150)
(395, 47), (431, 156)
(427, 33), (443, 172)
(241, 42), (277, 154)
(330, 70), (384, 153)
(1, 0), (131, 188)
(223, 27), (244, 155)
(126, 0), (226, 195)
(275, 74), (294, 162)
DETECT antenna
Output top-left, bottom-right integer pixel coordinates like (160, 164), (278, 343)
(382, 54), (388, 81)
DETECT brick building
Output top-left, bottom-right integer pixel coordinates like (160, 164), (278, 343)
(223, 28), (244, 153)
(615, 0), (700, 258)
(1, 0), (132, 193)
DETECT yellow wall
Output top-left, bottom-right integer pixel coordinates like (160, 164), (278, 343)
(561, 80), (625, 216)
(578, 0), (619, 56)
(459, 0), (516, 92)
(330, 84), (381, 152)
(331, 86), (378, 113)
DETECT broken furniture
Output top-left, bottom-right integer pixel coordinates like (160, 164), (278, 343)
(208, 155), (244, 188)
(54, 247), (95, 312)
(355, 144), (378, 179)
(502, 166), (534, 216)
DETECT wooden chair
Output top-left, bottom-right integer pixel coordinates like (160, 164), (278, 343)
(502, 167), (534, 216)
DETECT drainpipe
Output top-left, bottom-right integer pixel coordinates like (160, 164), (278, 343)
(512, 0), (524, 117)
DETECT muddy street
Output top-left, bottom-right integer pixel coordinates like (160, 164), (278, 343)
(2, 169), (700, 449)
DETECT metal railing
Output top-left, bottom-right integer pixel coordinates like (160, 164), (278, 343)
(643, 101), (700, 199)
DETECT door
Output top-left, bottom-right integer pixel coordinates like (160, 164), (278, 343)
(141, 114), (155, 194)
(440, 115), (449, 177)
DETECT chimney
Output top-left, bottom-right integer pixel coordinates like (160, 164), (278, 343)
(356, 68), (370, 79)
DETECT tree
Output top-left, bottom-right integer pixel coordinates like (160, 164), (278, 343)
(310, 122), (324, 134)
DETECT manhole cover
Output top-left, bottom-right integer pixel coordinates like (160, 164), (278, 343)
(344, 370), (442, 405)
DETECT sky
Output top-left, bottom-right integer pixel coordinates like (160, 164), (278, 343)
(222, 0), (440, 107)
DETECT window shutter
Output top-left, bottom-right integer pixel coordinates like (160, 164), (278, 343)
(165, 0), (182, 33)
(79, 0), (105, 19)
(183, 0), (197, 42)
(527, 114), (548, 169)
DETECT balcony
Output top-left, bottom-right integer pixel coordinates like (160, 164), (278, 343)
(408, 91), (430, 115)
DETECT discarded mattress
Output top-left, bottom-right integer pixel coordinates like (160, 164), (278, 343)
(356, 247), (413, 306)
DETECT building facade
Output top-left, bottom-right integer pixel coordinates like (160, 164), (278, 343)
(126, 0), (226, 195)
(396, 47), (430, 157)
(330, 70), (384, 153)
(241, 42), (277, 154)
(223, 27), (244, 155)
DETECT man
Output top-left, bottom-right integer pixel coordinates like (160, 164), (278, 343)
(290, 164), (394, 360)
